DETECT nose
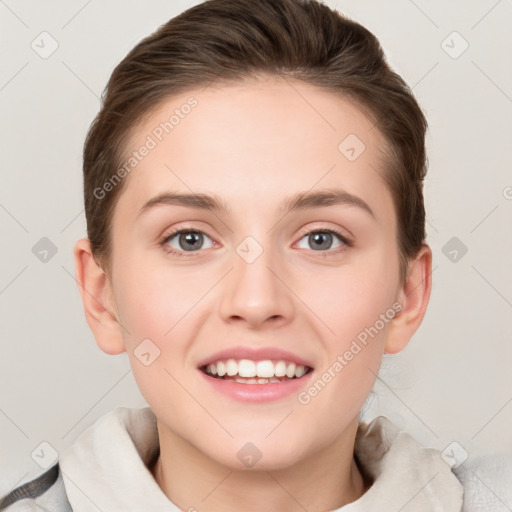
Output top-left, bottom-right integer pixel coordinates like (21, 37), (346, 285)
(218, 241), (295, 330)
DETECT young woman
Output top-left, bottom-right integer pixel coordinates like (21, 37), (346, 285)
(2, 0), (509, 510)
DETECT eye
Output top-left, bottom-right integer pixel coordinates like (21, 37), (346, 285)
(296, 229), (351, 252)
(161, 229), (215, 256)
(159, 227), (352, 258)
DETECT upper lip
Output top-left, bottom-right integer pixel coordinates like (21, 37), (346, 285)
(197, 346), (314, 369)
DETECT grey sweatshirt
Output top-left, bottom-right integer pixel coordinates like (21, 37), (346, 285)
(1, 407), (510, 511)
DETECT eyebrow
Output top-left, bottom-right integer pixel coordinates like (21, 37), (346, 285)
(137, 188), (375, 219)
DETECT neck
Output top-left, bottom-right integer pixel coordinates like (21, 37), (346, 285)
(150, 420), (370, 512)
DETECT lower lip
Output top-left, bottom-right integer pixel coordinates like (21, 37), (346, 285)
(198, 370), (314, 402)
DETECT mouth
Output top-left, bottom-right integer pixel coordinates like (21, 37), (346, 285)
(199, 358), (314, 384)
(197, 346), (315, 401)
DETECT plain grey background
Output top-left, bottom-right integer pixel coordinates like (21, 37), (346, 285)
(1, 0), (511, 495)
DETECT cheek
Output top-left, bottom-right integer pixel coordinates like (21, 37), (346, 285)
(296, 281), (390, 429)
(113, 267), (198, 417)
(294, 255), (396, 404)
(114, 256), (203, 347)
(110, 259), (183, 373)
(300, 254), (398, 345)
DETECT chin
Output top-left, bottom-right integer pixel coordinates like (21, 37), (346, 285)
(200, 432), (314, 472)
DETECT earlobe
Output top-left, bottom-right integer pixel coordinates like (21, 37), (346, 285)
(384, 244), (432, 354)
(73, 238), (126, 355)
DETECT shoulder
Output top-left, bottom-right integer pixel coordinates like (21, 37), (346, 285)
(0, 464), (72, 511)
(452, 451), (512, 511)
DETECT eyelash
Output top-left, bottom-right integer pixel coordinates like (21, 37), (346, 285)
(159, 227), (353, 258)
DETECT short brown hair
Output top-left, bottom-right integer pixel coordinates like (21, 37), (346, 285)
(83, 0), (428, 283)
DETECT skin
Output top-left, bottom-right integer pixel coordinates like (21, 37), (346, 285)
(74, 75), (432, 511)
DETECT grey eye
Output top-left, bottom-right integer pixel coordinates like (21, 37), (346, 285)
(297, 231), (343, 251)
(166, 231), (214, 252)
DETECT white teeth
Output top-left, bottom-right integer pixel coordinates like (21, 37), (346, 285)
(217, 361), (226, 376)
(238, 359), (256, 378)
(274, 361), (287, 377)
(256, 360), (274, 378)
(204, 358), (310, 380)
(226, 359), (238, 376)
(286, 363), (296, 379)
(295, 365), (306, 378)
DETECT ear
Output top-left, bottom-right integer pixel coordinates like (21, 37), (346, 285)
(73, 238), (126, 355)
(384, 244), (432, 354)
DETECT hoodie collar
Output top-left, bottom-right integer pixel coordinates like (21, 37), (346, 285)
(341, 415), (463, 510)
(59, 407), (462, 511)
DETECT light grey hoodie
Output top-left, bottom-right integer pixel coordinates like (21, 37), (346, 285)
(1, 407), (510, 511)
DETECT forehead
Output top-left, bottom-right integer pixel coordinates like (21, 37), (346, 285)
(113, 76), (394, 226)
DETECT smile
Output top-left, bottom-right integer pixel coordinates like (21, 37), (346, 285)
(201, 358), (313, 384)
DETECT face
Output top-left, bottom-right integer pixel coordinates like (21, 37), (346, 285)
(106, 76), (403, 470)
